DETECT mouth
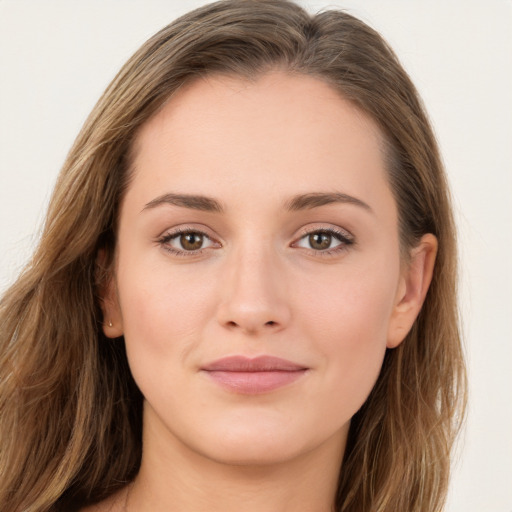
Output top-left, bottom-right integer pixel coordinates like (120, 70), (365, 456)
(200, 355), (309, 394)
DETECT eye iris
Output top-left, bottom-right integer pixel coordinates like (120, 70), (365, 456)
(180, 232), (203, 250)
(309, 232), (331, 250)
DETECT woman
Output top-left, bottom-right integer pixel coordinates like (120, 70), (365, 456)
(0, 1), (466, 511)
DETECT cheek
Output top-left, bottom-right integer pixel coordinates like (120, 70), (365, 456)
(299, 254), (397, 331)
(294, 257), (399, 401)
(116, 258), (218, 376)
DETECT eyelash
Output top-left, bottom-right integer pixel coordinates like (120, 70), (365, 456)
(157, 228), (216, 258)
(157, 226), (354, 258)
(294, 227), (354, 257)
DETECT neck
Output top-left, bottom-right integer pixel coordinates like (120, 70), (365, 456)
(127, 407), (347, 512)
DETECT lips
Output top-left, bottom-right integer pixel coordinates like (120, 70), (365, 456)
(201, 355), (308, 394)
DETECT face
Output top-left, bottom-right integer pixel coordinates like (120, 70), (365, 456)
(103, 72), (433, 467)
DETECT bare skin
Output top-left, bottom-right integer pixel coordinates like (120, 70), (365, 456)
(87, 72), (436, 512)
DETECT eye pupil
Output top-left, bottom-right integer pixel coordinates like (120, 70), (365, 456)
(180, 232), (203, 250)
(309, 232), (331, 250)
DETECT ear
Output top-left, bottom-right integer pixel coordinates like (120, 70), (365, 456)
(387, 233), (438, 349)
(96, 249), (124, 338)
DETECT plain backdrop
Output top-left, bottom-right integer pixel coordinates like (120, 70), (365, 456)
(0, 1), (511, 510)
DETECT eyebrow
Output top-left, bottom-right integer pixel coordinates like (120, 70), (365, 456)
(142, 191), (372, 214)
(285, 192), (373, 213)
(142, 193), (225, 213)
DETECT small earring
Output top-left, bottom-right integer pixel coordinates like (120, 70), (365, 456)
(108, 320), (113, 328)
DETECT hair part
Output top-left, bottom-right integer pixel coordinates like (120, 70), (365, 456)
(0, 1), (466, 511)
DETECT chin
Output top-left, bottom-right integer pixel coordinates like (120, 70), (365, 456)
(201, 437), (306, 467)
(189, 416), (343, 468)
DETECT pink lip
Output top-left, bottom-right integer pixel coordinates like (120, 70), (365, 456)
(201, 356), (308, 394)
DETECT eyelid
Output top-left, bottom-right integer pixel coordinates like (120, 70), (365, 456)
(156, 223), (355, 258)
(157, 223), (220, 241)
(290, 225), (355, 255)
(294, 224), (354, 243)
(157, 225), (222, 256)
(168, 231), (215, 250)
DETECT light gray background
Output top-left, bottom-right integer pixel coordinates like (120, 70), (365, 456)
(1, 1), (511, 510)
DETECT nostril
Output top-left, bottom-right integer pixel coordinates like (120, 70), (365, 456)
(265, 321), (276, 326)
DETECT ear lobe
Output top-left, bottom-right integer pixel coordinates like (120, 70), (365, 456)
(387, 233), (438, 349)
(96, 249), (124, 338)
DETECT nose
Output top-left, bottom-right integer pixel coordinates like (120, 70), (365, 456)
(216, 244), (291, 335)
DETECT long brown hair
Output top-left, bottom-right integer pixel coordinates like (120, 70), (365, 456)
(0, 1), (466, 511)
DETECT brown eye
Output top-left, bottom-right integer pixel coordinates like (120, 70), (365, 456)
(294, 228), (351, 253)
(180, 232), (204, 251)
(308, 232), (332, 250)
(162, 230), (216, 254)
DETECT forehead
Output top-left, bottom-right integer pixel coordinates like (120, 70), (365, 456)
(128, 71), (393, 216)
